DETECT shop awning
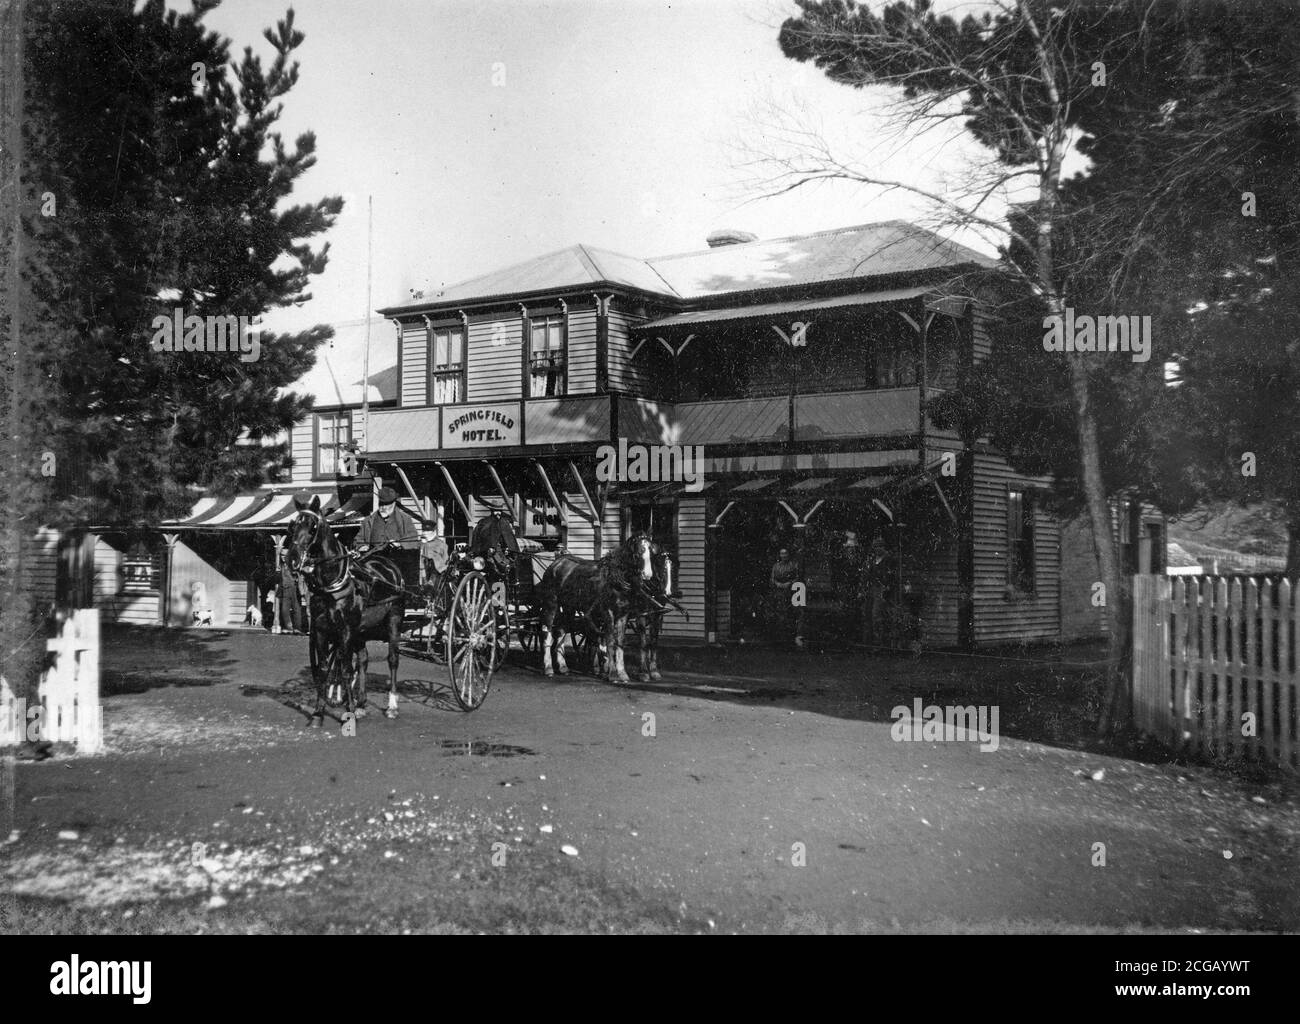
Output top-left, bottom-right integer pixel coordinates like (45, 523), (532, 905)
(634, 285), (931, 331)
(328, 491), (373, 525)
(232, 492), (305, 529)
(161, 487), (341, 531)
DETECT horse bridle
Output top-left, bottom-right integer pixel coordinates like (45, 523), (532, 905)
(290, 509), (353, 595)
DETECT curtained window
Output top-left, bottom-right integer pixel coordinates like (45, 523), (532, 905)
(529, 315), (567, 397)
(430, 325), (465, 404)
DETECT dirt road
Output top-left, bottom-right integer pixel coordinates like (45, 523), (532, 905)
(3, 627), (1297, 933)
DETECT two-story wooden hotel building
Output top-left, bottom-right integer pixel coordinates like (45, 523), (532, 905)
(367, 220), (1161, 649)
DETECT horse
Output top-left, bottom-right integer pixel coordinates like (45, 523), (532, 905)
(285, 497), (407, 729)
(538, 532), (654, 684)
(628, 543), (688, 682)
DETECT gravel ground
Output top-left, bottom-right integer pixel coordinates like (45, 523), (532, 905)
(2, 626), (1297, 934)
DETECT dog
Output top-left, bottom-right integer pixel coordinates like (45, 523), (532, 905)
(244, 604), (262, 627)
(190, 581), (214, 627)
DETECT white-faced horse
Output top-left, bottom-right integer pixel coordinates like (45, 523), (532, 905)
(537, 532), (654, 684)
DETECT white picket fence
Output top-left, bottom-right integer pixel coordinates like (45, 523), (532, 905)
(0, 608), (102, 753)
(1133, 575), (1297, 771)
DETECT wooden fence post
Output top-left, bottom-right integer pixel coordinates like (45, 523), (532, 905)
(1131, 574), (1170, 738)
(38, 608), (101, 753)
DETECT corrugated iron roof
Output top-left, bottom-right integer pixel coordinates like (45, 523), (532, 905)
(647, 222), (996, 299)
(381, 221), (998, 313)
(402, 244), (675, 308)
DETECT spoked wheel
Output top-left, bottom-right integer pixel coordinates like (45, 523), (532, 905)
(446, 571), (496, 711)
(518, 618), (540, 654)
(569, 626), (602, 675)
(492, 598), (512, 668)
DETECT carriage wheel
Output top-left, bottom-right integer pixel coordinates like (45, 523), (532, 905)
(569, 626), (600, 675)
(446, 571), (496, 711)
(492, 597), (512, 668)
(518, 618), (540, 654)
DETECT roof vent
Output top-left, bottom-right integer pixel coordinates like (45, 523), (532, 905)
(706, 228), (758, 248)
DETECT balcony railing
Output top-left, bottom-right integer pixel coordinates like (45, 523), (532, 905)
(365, 395), (613, 455)
(364, 388), (926, 456)
(618, 387), (922, 446)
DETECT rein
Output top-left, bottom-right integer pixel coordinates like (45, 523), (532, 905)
(293, 509), (353, 596)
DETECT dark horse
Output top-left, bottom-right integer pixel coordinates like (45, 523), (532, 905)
(538, 532), (654, 683)
(285, 497), (406, 729)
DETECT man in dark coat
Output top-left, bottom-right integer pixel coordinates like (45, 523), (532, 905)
(352, 486), (418, 553)
(278, 537), (306, 634)
(469, 509), (519, 571)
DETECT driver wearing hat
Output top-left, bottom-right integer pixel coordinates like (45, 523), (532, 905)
(353, 485), (418, 554)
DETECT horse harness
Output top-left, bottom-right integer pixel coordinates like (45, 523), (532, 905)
(292, 508), (356, 601)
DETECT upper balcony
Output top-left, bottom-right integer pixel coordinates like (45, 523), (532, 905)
(617, 387), (922, 447)
(366, 395), (612, 457)
(363, 387), (931, 458)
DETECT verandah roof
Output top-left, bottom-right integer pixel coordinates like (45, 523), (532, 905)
(633, 285), (932, 331)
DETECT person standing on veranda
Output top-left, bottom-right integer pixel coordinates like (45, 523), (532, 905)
(862, 535), (892, 649)
(770, 545), (804, 649)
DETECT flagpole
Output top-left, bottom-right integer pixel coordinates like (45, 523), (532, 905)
(362, 194), (372, 463)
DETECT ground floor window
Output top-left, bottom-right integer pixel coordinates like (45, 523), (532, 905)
(1007, 488), (1036, 594)
(523, 495), (564, 541)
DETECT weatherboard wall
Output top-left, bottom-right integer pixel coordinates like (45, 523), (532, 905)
(567, 307), (598, 393)
(608, 307), (650, 394)
(467, 315), (523, 403)
(971, 452), (1061, 644)
(660, 497), (706, 642)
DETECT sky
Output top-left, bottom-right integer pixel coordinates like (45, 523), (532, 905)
(198, 0), (1006, 384)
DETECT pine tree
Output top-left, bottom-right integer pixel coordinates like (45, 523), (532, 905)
(23, 0), (341, 529)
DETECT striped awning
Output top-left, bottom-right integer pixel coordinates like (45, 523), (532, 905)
(161, 487), (341, 531)
(330, 492), (374, 524)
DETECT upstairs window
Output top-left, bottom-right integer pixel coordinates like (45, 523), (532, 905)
(1007, 488), (1036, 594)
(925, 316), (961, 390)
(530, 315), (567, 397)
(314, 411), (352, 478)
(874, 336), (918, 387)
(430, 325), (465, 404)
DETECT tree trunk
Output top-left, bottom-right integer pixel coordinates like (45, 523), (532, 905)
(1065, 357), (1131, 736)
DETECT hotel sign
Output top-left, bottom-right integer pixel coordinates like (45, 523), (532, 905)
(443, 403), (521, 448)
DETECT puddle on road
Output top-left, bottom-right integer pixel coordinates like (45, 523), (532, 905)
(435, 739), (537, 758)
